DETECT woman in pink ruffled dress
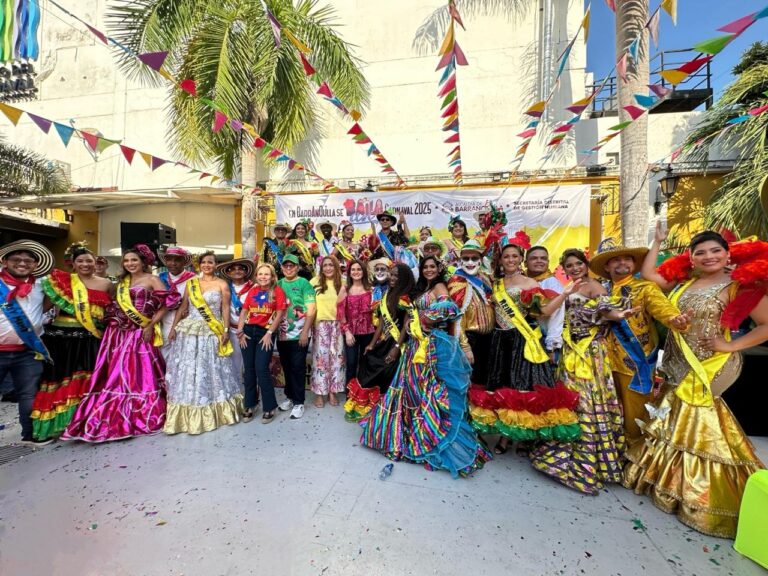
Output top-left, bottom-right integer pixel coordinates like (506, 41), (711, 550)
(63, 245), (181, 442)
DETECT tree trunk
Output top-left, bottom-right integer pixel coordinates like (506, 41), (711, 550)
(616, 0), (650, 246)
(240, 149), (259, 260)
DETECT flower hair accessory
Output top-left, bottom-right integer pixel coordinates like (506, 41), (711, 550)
(63, 240), (91, 264)
(499, 230), (531, 251)
(133, 244), (156, 266)
(447, 214), (465, 233)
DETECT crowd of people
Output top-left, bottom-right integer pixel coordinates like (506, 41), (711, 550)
(1, 204), (767, 540)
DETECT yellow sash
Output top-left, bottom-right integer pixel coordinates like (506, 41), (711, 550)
(668, 280), (733, 407)
(493, 280), (549, 364)
(291, 240), (314, 266)
(562, 323), (598, 380)
(408, 307), (429, 364)
(336, 242), (355, 262)
(117, 278), (163, 346)
(188, 278), (233, 357)
(380, 297), (404, 342)
(70, 274), (102, 339)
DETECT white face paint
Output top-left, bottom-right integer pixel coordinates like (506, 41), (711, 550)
(461, 254), (482, 276)
(374, 266), (390, 283)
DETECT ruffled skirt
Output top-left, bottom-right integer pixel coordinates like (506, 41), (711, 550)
(360, 329), (491, 478)
(530, 337), (625, 494)
(469, 328), (579, 442)
(622, 386), (765, 538)
(62, 324), (167, 443)
(31, 325), (100, 440)
(163, 318), (243, 435)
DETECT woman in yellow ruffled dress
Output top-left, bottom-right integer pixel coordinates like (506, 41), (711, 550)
(31, 244), (113, 440)
(623, 227), (768, 538)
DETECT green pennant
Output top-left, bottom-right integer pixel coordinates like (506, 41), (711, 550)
(441, 90), (456, 108)
(608, 121), (632, 131)
(353, 133), (367, 141)
(692, 34), (735, 55)
(96, 138), (121, 153)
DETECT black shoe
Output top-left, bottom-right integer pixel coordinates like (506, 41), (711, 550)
(2, 391), (18, 403)
(20, 437), (53, 447)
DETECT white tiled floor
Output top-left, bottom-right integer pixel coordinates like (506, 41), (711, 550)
(1, 398), (766, 576)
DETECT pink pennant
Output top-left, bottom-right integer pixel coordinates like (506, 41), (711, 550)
(435, 49), (454, 71)
(647, 10), (660, 48)
(516, 128), (537, 138)
(317, 82), (333, 99)
(81, 132), (99, 151)
(444, 133), (460, 143)
(299, 53), (316, 76)
(253, 137), (266, 148)
(347, 123), (363, 136)
(547, 135), (566, 146)
(553, 124), (574, 133)
(454, 42), (468, 66)
(138, 51), (168, 72)
(199, 172), (211, 180)
(212, 111), (228, 132)
(180, 79), (197, 96)
(438, 75), (456, 97)
(267, 149), (282, 159)
(27, 113), (51, 133)
(441, 99), (458, 117)
(446, 145), (460, 156)
(678, 55), (713, 74)
(670, 148), (682, 161)
(648, 83), (671, 98)
(119, 145), (136, 164)
(86, 24), (108, 45)
(623, 105), (646, 120)
(748, 103), (768, 116)
(717, 13), (757, 35)
(448, 2), (465, 30)
(616, 52), (629, 83)
(151, 157), (167, 171)
(605, 0), (616, 12)
(288, 159), (297, 170)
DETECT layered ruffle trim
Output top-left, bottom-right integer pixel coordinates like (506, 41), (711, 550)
(43, 270), (110, 320)
(344, 378), (381, 422)
(30, 371), (91, 440)
(468, 384), (580, 442)
(163, 394), (244, 435)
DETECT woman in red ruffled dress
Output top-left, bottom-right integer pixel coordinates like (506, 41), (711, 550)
(30, 243), (113, 441)
(468, 237), (580, 456)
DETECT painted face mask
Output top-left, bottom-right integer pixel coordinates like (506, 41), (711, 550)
(461, 255), (482, 276)
(374, 266), (390, 283)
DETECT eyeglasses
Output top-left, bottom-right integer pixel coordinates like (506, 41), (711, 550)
(5, 257), (37, 265)
(282, 263), (297, 268)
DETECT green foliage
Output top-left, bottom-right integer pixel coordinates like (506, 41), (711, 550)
(0, 139), (70, 198)
(681, 44), (768, 238)
(107, 0), (369, 179)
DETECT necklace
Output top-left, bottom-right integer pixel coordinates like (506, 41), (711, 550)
(504, 269), (521, 278)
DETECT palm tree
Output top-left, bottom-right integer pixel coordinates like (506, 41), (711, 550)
(107, 0), (370, 256)
(0, 137), (70, 198)
(414, 0), (652, 246)
(679, 42), (768, 238)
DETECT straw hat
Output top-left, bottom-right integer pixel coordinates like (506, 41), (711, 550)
(317, 219), (337, 233)
(271, 222), (290, 235)
(216, 258), (255, 281)
(420, 236), (446, 258)
(0, 240), (54, 277)
(159, 246), (192, 267)
(588, 239), (649, 279)
(368, 257), (392, 275)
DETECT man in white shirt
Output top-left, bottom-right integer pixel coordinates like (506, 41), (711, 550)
(157, 246), (196, 360)
(217, 258), (255, 381)
(525, 246), (565, 363)
(0, 240), (55, 445)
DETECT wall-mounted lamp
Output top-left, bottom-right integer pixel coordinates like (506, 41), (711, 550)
(659, 165), (679, 199)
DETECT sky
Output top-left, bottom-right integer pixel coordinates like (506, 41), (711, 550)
(587, 0), (768, 98)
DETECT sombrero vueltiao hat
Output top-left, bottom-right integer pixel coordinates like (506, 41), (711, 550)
(588, 238), (649, 279)
(216, 258), (256, 281)
(159, 246), (192, 267)
(271, 222), (290, 235)
(420, 236), (447, 258)
(317, 219), (337, 233)
(368, 257), (393, 275)
(459, 238), (485, 257)
(376, 208), (397, 223)
(0, 240), (54, 277)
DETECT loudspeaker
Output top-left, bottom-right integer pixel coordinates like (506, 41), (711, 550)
(120, 222), (176, 259)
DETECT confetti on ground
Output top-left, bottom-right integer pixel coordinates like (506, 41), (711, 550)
(703, 545), (710, 553)
(710, 558), (721, 566)
(632, 518), (647, 532)
(156, 520), (167, 526)
(585, 551), (592, 558)
(144, 511), (158, 516)
(88, 523), (97, 530)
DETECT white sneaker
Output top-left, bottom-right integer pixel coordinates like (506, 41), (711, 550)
(278, 399), (294, 412)
(290, 404), (305, 419)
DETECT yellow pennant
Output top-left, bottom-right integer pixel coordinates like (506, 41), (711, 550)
(284, 29), (311, 53)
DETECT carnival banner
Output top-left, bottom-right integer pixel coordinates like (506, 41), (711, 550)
(275, 185), (591, 257)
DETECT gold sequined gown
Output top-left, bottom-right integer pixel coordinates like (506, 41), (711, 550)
(622, 281), (765, 538)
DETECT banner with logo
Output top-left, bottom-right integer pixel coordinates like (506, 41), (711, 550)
(274, 185), (591, 257)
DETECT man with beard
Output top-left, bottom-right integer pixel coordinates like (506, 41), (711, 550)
(262, 223), (289, 279)
(525, 246), (564, 363)
(158, 246), (196, 360)
(448, 239), (494, 385)
(589, 242), (689, 446)
(0, 240), (55, 445)
(368, 257), (392, 326)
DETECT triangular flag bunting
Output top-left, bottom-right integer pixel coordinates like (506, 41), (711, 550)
(726, 114), (751, 125)
(81, 131), (99, 151)
(438, 23), (455, 56)
(180, 79), (197, 96)
(659, 69), (688, 86)
(253, 137), (266, 148)
(230, 119), (243, 131)
(693, 35), (735, 55)
(617, 52), (628, 83)
(444, 132), (460, 143)
(140, 152), (153, 167)
(454, 41), (468, 66)
(634, 94), (657, 108)
(264, 6), (282, 48)
(660, 0), (677, 25)
(553, 124), (574, 133)
(85, 24), (108, 45)
(605, 0), (616, 12)
(283, 29), (311, 54)
(138, 51), (168, 72)
(647, 10), (660, 48)
(748, 103), (768, 116)
(0, 102), (23, 125)
(608, 121), (632, 131)
(718, 13), (758, 35)
(350, 109), (362, 121)
(347, 123), (363, 136)
(120, 145), (136, 164)
(525, 101), (546, 117)
(441, 91), (456, 108)
(627, 38), (639, 62)
(299, 53), (316, 76)
(557, 42), (573, 78)
(678, 55), (713, 74)
(267, 149), (282, 159)
(213, 111), (228, 132)
(27, 113), (51, 133)
(448, 2), (465, 30)
(151, 157), (167, 171)
(623, 105), (646, 120)
(54, 123), (74, 146)
(582, 4), (591, 42)
(436, 49), (454, 71)
(649, 83), (671, 98)
(96, 138), (119, 154)
(441, 99), (458, 117)
(517, 128), (537, 138)
(438, 75), (456, 97)
(317, 82), (333, 99)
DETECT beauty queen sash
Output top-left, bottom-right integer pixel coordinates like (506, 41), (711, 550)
(187, 278), (233, 357)
(492, 280), (549, 364)
(116, 278), (163, 346)
(0, 278), (50, 361)
(610, 319), (657, 395)
(70, 274), (102, 338)
(265, 239), (284, 265)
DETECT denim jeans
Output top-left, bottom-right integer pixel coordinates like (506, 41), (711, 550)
(242, 325), (276, 412)
(0, 350), (44, 438)
(345, 332), (374, 385)
(276, 339), (308, 406)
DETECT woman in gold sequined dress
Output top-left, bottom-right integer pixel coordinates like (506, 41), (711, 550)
(623, 227), (768, 538)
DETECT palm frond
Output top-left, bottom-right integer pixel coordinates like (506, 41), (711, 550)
(412, 0), (530, 54)
(0, 141), (70, 197)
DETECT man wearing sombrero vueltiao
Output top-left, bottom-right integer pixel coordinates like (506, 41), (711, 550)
(0, 240), (55, 445)
(158, 246), (196, 361)
(589, 240), (690, 447)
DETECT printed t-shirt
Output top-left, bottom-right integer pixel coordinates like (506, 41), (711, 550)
(243, 286), (287, 328)
(277, 277), (316, 341)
